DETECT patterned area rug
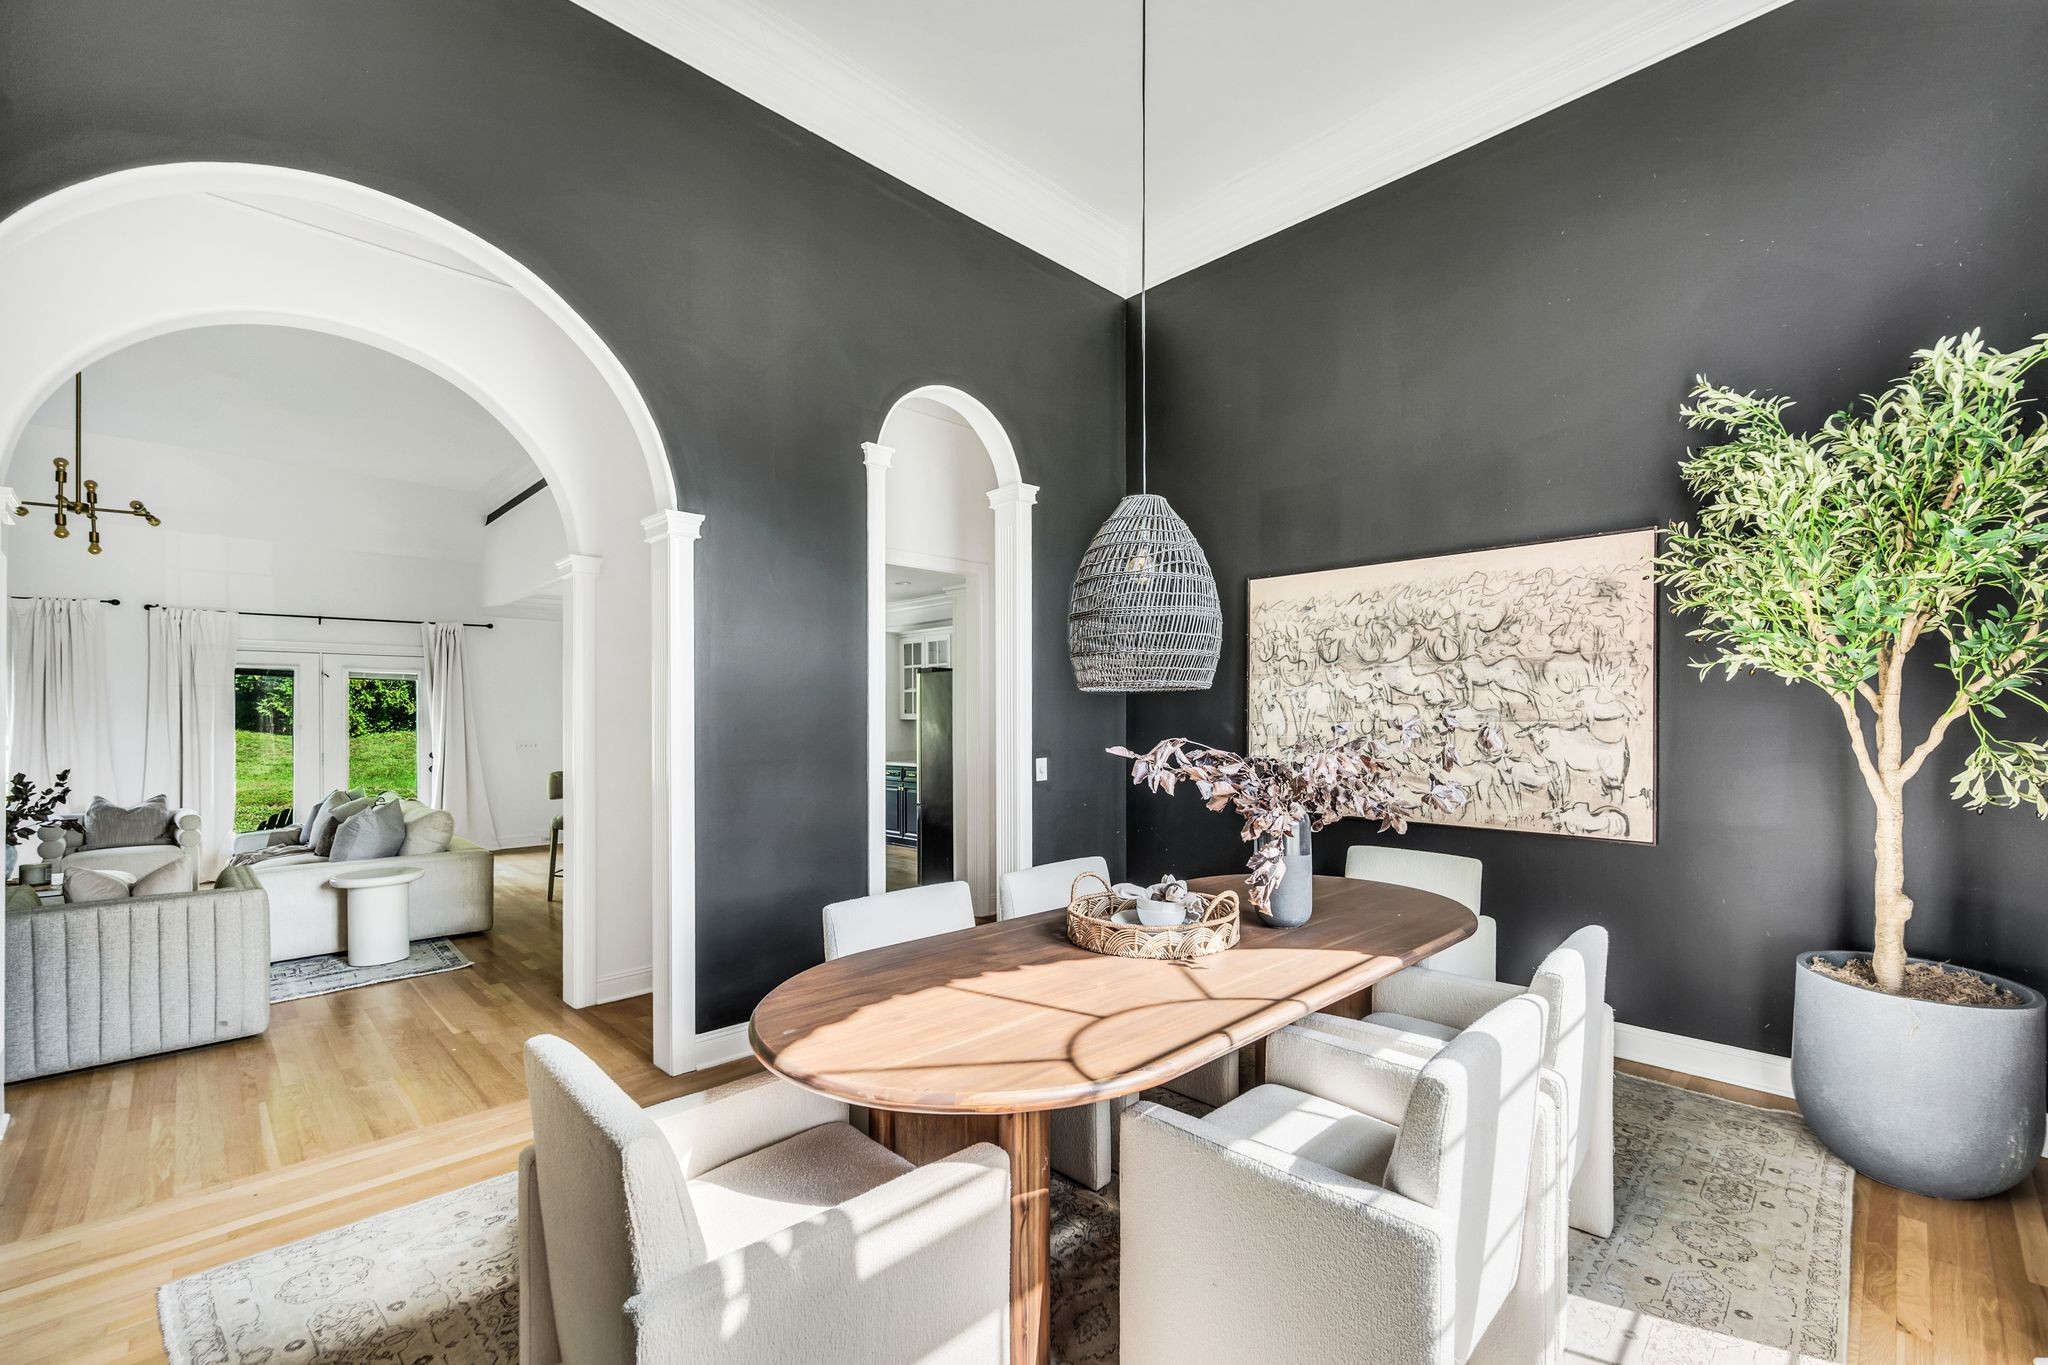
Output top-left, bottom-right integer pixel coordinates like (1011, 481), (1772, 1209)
(269, 939), (473, 1003)
(158, 1073), (1851, 1365)
(159, 1174), (517, 1365)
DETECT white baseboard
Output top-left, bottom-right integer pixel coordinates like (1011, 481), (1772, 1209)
(488, 833), (550, 853)
(693, 1022), (753, 1069)
(593, 966), (652, 1003)
(1613, 1021), (1793, 1098)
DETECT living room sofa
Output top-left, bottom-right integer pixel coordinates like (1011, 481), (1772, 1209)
(250, 838), (494, 962)
(4, 864), (270, 1082)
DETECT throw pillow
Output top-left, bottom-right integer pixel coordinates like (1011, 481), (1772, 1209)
(397, 799), (456, 855)
(300, 787), (350, 841)
(309, 795), (371, 857)
(82, 795), (173, 850)
(329, 797), (406, 862)
(64, 867), (137, 902)
(132, 859), (196, 896)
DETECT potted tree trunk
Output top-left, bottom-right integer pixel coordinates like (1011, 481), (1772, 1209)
(1664, 330), (2048, 1198)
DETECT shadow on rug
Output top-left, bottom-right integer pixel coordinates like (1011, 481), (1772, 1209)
(160, 1073), (1851, 1365)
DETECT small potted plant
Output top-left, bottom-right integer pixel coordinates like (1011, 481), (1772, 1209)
(1113, 720), (1474, 927)
(7, 769), (72, 884)
(1663, 330), (2048, 1198)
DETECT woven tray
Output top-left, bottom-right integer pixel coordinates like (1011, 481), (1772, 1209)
(1065, 871), (1239, 961)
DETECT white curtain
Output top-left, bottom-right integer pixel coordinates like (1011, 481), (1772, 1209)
(141, 606), (238, 878)
(419, 622), (499, 848)
(7, 597), (116, 810)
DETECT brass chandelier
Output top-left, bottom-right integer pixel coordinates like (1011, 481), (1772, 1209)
(14, 372), (161, 555)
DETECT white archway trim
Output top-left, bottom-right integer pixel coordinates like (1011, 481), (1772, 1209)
(866, 388), (1037, 900)
(0, 163), (679, 518)
(643, 510), (704, 1072)
(863, 440), (896, 893)
(555, 552), (605, 1008)
(0, 164), (707, 1080)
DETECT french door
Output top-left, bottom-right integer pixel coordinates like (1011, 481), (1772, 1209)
(233, 649), (424, 833)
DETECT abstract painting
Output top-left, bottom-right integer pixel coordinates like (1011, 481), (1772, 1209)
(1247, 529), (1657, 842)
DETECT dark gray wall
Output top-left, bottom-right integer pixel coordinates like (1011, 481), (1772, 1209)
(0, 0), (1127, 1030)
(1127, 0), (2048, 1057)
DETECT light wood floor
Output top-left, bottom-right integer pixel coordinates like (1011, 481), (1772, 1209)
(0, 854), (2042, 1362)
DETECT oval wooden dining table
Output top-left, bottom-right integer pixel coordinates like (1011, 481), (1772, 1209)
(749, 872), (1474, 1365)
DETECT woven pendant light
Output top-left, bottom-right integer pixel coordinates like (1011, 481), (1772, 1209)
(1068, 0), (1222, 693)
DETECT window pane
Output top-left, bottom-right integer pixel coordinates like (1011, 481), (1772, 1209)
(348, 673), (419, 799)
(234, 667), (296, 833)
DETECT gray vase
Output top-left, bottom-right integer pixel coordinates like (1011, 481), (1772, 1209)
(1792, 950), (2045, 1200)
(1257, 819), (1315, 929)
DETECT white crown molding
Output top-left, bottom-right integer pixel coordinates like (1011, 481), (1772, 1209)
(1145, 0), (1798, 285)
(570, 0), (1132, 294)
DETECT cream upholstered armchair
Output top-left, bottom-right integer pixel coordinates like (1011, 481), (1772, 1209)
(1344, 844), (1493, 978)
(822, 880), (974, 960)
(518, 1036), (1012, 1365)
(1325, 925), (1616, 1238)
(1119, 994), (1557, 1365)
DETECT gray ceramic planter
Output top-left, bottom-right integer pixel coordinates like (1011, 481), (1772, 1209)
(1792, 950), (2045, 1200)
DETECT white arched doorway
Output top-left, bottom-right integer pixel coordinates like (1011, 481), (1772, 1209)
(864, 385), (1036, 902)
(0, 164), (705, 1081)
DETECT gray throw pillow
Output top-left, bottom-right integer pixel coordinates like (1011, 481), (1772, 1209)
(301, 787), (349, 841)
(83, 795), (173, 849)
(328, 797), (405, 862)
(64, 867), (137, 902)
(397, 799), (456, 855)
(132, 858), (195, 896)
(309, 796), (371, 856)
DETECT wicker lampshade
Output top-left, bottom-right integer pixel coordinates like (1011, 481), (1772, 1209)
(1068, 492), (1222, 691)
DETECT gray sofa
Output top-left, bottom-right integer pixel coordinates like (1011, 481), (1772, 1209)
(4, 863), (270, 1082)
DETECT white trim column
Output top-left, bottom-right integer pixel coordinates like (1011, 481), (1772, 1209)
(556, 552), (603, 1008)
(0, 487), (13, 1137)
(863, 442), (895, 895)
(642, 511), (703, 1074)
(987, 481), (1038, 880)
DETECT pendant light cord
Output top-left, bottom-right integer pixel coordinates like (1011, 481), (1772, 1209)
(1138, 0), (1149, 495)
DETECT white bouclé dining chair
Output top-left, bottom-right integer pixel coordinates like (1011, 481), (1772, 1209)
(1344, 844), (1495, 978)
(1310, 924), (1616, 1244)
(995, 855), (1108, 921)
(821, 880), (974, 960)
(517, 1035), (1011, 1364)
(1118, 994), (1558, 1365)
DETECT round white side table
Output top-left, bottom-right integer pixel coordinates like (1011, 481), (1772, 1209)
(330, 866), (426, 967)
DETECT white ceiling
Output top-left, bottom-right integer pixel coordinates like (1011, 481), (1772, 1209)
(576, 0), (1793, 292)
(24, 325), (541, 503)
(885, 563), (962, 604)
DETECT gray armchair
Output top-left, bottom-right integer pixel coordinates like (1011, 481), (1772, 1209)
(36, 805), (201, 887)
(4, 863), (269, 1082)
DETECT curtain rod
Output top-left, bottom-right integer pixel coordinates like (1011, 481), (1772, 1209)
(10, 595), (120, 605)
(141, 604), (493, 629)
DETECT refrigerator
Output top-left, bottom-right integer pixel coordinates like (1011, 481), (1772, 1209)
(915, 667), (953, 885)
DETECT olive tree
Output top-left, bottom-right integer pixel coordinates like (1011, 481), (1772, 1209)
(1663, 331), (2048, 994)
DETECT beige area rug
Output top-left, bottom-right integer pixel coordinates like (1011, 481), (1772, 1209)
(160, 1073), (1850, 1365)
(269, 938), (473, 1003)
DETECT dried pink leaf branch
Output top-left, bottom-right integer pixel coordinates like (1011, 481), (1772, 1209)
(1111, 720), (1471, 910)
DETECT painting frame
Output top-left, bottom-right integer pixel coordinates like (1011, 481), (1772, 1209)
(1246, 527), (1660, 846)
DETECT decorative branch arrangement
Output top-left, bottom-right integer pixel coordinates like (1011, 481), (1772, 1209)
(1662, 330), (2048, 994)
(1112, 720), (1483, 909)
(7, 769), (72, 848)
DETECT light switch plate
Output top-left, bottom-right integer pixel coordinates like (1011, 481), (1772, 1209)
(1034, 756), (1049, 782)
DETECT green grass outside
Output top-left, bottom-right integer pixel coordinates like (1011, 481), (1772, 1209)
(234, 729), (419, 833)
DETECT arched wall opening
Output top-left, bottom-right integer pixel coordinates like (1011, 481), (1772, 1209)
(864, 385), (1037, 905)
(0, 165), (704, 1081)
